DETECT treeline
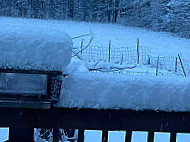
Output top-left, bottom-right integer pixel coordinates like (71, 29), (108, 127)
(0, 0), (190, 38)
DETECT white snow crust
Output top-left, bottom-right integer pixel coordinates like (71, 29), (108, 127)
(0, 17), (73, 71)
(57, 73), (190, 112)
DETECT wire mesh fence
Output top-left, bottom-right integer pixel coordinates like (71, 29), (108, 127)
(75, 45), (190, 77)
(78, 46), (149, 66)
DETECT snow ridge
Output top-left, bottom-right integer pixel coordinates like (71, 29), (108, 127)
(57, 73), (190, 112)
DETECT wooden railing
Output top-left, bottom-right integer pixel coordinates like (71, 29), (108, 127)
(0, 108), (190, 142)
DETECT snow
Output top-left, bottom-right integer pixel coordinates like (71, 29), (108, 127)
(0, 17), (73, 71)
(57, 73), (190, 112)
(0, 128), (8, 141)
(1, 17), (189, 58)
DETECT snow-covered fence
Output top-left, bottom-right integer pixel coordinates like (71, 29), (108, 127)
(149, 54), (190, 77)
(80, 46), (108, 62)
(177, 58), (190, 77)
(149, 55), (176, 72)
(76, 45), (190, 77)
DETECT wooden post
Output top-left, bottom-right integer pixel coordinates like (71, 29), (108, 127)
(125, 131), (132, 142)
(178, 54), (186, 77)
(108, 40), (111, 62)
(148, 57), (151, 65)
(81, 39), (84, 54)
(137, 38), (140, 64)
(156, 56), (160, 76)
(170, 132), (177, 142)
(148, 131), (154, 142)
(102, 130), (108, 142)
(78, 129), (84, 142)
(120, 54), (123, 65)
(53, 127), (59, 142)
(175, 57), (178, 72)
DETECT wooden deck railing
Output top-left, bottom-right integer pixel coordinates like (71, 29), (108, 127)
(0, 107), (190, 142)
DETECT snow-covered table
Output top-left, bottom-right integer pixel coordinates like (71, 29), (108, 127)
(0, 18), (73, 109)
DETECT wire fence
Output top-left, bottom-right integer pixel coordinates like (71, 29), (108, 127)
(79, 46), (149, 66)
(75, 45), (190, 77)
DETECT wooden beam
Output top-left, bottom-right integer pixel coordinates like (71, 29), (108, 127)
(148, 131), (154, 142)
(125, 131), (132, 142)
(53, 127), (59, 142)
(102, 130), (108, 142)
(9, 127), (34, 142)
(0, 108), (189, 133)
(78, 129), (84, 142)
(170, 132), (177, 142)
(0, 68), (62, 75)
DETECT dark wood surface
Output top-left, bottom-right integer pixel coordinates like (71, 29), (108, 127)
(0, 107), (190, 133)
(0, 68), (62, 75)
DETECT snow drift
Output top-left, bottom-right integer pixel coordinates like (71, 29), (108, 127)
(0, 17), (73, 71)
(57, 73), (190, 112)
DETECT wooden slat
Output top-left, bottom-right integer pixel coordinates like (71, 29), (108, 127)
(53, 127), (59, 142)
(170, 132), (177, 142)
(102, 130), (108, 142)
(125, 131), (132, 142)
(148, 131), (154, 142)
(78, 129), (84, 142)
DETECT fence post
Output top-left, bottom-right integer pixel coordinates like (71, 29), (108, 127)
(108, 40), (111, 62)
(120, 54), (123, 65)
(81, 39), (84, 54)
(175, 57), (178, 72)
(148, 57), (151, 65)
(178, 54), (186, 77)
(125, 131), (132, 142)
(156, 56), (160, 76)
(78, 129), (84, 142)
(137, 38), (140, 64)
(102, 129), (108, 142)
(148, 131), (154, 142)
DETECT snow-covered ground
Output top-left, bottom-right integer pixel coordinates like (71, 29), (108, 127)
(1, 17), (190, 76)
(1, 17), (190, 58)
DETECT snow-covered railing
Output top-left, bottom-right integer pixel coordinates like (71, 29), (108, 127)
(2, 107), (190, 142)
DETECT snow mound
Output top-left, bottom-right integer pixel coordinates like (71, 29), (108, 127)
(57, 73), (190, 112)
(0, 17), (73, 71)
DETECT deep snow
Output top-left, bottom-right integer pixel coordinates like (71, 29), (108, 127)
(0, 17), (72, 71)
(57, 73), (190, 112)
(0, 17), (190, 141)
